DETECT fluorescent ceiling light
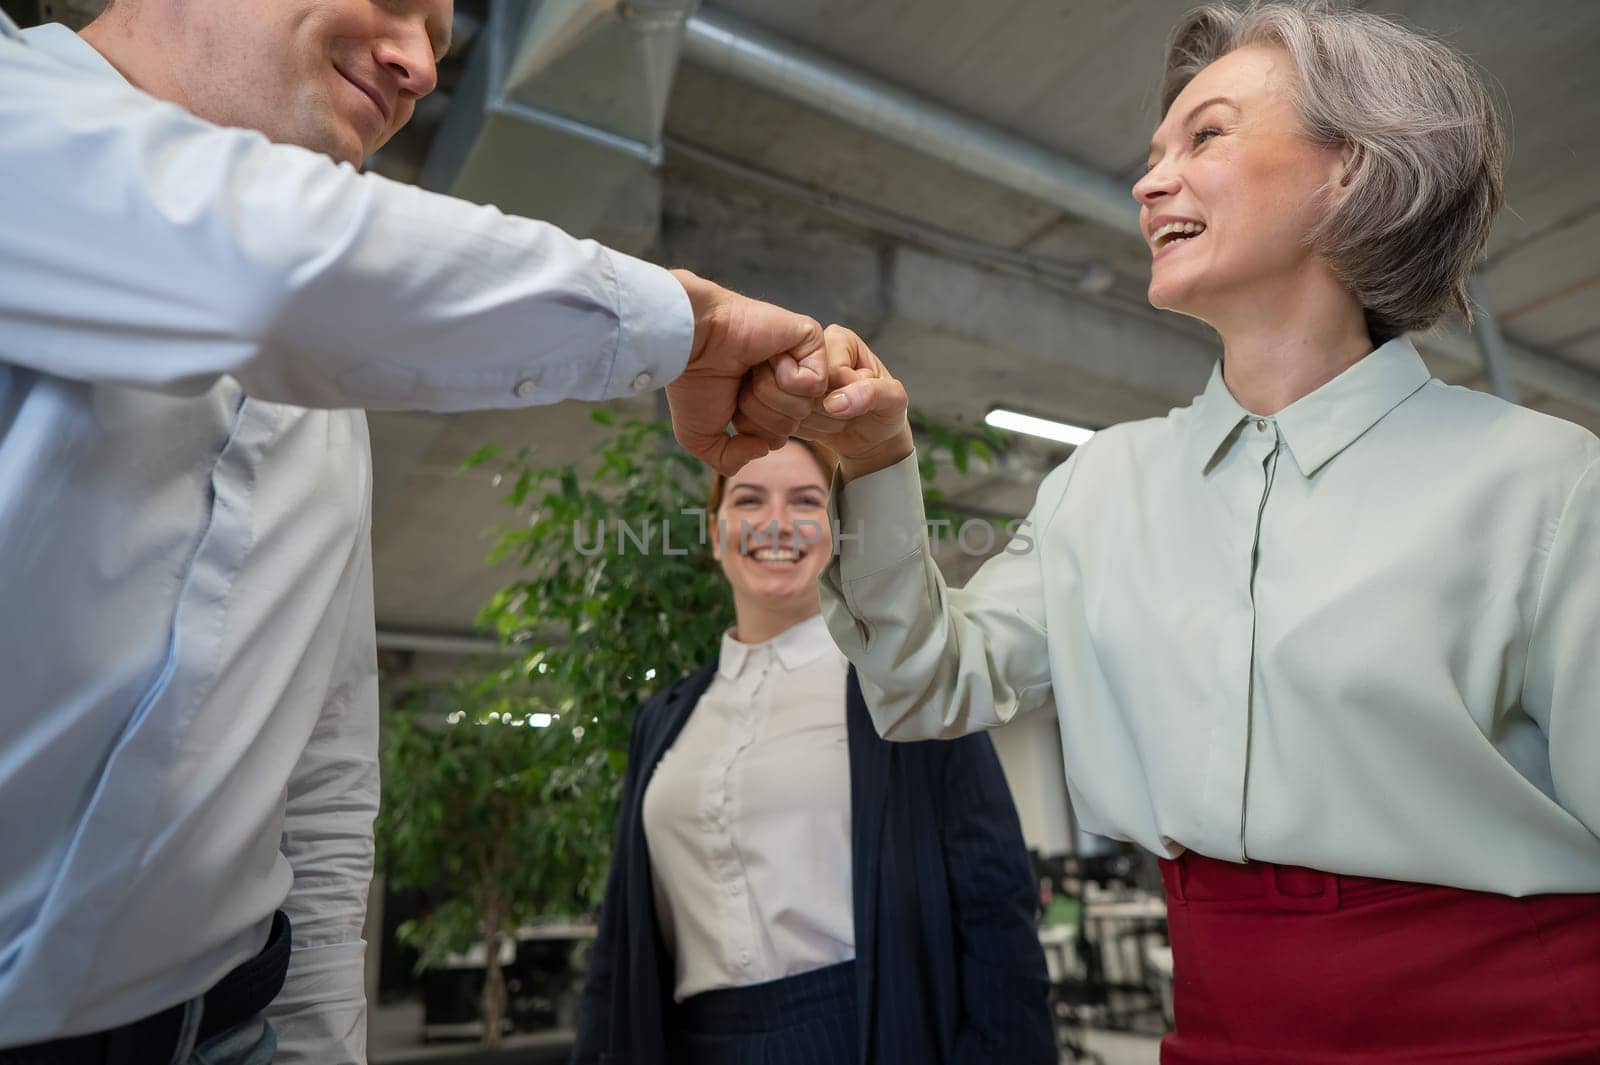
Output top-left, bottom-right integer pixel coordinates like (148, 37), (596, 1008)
(984, 408), (1095, 447)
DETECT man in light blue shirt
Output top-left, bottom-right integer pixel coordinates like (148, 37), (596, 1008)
(0, 2), (832, 1062)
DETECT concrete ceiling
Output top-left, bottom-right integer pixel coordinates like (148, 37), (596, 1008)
(367, 0), (1600, 642)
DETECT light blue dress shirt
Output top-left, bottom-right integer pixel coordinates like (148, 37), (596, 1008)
(822, 338), (1600, 897)
(0, 23), (692, 1059)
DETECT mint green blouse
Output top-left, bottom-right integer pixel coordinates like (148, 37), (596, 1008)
(821, 337), (1600, 895)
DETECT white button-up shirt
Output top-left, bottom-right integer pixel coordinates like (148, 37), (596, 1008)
(642, 616), (855, 1001)
(822, 337), (1600, 896)
(0, 24), (691, 1059)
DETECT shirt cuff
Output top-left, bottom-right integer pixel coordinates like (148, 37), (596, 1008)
(263, 940), (368, 1065)
(831, 451), (929, 580)
(600, 247), (693, 400)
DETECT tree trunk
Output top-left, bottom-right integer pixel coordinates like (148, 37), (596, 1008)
(482, 925), (507, 1049)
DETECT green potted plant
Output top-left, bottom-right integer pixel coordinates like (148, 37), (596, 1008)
(377, 414), (732, 1048)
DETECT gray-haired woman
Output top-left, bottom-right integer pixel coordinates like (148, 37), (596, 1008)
(753, 2), (1600, 1061)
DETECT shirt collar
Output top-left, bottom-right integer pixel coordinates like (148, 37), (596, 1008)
(1187, 361), (1253, 474)
(718, 613), (834, 680)
(22, 23), (128, 82)
(1188, 336), (1431, 477)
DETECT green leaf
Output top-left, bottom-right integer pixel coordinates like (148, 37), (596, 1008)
(460, 444), (501, 471)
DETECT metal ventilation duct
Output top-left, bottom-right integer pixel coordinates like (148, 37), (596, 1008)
(421, 0), (699, 254)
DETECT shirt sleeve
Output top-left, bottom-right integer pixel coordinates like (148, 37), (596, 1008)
(264, 673), (380, 1065)
(1522, 453), (1600, 838)
(818, 451), (1071, 741)
(0, 34), (692, 412)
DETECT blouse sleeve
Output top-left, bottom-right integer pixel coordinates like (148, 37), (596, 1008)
(818, 452), (1072, 742)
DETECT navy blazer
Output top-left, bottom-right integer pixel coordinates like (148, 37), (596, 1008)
(572, 662), (1056, 1065)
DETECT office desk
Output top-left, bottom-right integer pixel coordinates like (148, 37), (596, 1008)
(1084, 892), (1168, 1032)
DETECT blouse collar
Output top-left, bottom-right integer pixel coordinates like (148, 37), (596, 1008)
(717, 613), (835, 680)
(1188, 335), (1432, 477)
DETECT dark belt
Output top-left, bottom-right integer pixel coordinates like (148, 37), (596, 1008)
(2, 910), (292, 1065)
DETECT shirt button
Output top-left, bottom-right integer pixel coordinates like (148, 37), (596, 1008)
(1254, 418), (1267, 432)
(631, 370), (654, 392)
(729, 881), (743, 896)
(739, 951), (752, 966)
(513, 377), (538, 398)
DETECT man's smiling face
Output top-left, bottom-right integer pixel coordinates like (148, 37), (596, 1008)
(161, 0), (452, 165)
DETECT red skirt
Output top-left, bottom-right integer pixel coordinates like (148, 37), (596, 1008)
(1157, 851), (1600, 1064)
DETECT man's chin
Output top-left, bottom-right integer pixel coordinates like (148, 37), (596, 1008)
(333, 133), (372, 168)
(274, 128), (362, 167)
(301, 118), (376, 167)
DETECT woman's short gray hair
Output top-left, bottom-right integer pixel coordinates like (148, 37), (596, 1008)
(1160, 2), (1505, 343)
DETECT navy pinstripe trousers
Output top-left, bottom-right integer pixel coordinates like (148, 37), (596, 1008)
(665, 961), (857, 1065)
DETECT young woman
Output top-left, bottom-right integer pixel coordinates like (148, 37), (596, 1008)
(774, 4), (1600, 1062)
(571, 439), (1056, 1065)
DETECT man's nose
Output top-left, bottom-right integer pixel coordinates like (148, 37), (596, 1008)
(374, 31), (439, 100)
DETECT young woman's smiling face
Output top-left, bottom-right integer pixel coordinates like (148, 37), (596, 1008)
(713, 442), (834, 611)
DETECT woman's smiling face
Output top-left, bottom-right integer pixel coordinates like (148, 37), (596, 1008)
(1133, 44), (1351, 328)
(713, 442), (834, 610)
